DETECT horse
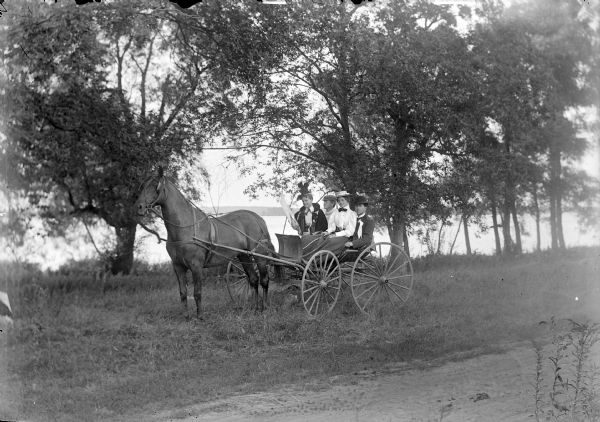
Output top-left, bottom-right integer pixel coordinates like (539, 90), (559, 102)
(133, 168), (275, 319)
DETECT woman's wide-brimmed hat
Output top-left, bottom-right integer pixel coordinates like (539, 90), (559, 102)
(335, 190), (351, 198)
(323, 194), (337, 203)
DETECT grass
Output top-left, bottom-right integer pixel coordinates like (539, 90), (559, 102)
(1, 247), (599, 421)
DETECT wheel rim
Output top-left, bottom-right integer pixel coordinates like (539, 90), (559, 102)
(350, 242), (413, 315)
(225, 260), (252, 309)
(301, 250), (342, 319)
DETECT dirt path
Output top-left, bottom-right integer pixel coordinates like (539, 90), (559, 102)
(142, 342), (547, 422)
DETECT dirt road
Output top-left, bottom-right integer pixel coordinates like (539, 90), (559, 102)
(143, 342), (546, 422)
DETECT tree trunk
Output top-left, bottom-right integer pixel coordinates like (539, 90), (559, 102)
(436, 221), (445, 255)
(387, 218), (410, 259)
(490, 200), (502, 255)
(557, 191), (566, 250)
(549, 192), (558, 250)
(111, 223), (137, 275)
(532, 187), (541, 253)
(549, 146), (560, 250)
(402, 222), (410, 259)
(462, 214), (472, 255)
(510, 201), (522, 254)
(502, 198), (513, 254)
(449, 216), (462, 255)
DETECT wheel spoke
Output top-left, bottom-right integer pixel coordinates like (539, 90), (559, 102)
(384, 252), (402, 275)
(313, 290), (322, 315)
(304, 285), (320, 304)
(308, 289), (318, 314)
(307, 267), (320, 281)
(386, 276), (412, 285)
(323, 287), (336, 304)
(303, 284), (320, 293)
(354, 272), (381, 282)
(359, 258), (379, 275)
(385, 261), (409, 278)
(354, 281), (379, 298)
(325, 256), (336, 276)
(387, 281), (410, 291)
(385, 283), (408, 302)
(361, 284), (380, 310)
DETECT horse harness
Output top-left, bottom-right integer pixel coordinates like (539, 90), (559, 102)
(145, 177), (272, 266)
(161, 208), (271, 267)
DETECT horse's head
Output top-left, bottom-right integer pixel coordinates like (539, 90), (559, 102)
(134, 168), (168, 217)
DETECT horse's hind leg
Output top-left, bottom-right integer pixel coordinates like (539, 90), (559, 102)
(238, 254), (259, 310)
(173, 263), (189, 319)
(256, 259), (270, 310)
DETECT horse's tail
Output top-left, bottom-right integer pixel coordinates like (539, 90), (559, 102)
(253, 214), (277, 258)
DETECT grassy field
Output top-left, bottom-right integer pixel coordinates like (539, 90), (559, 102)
(1, 247), (599, 421)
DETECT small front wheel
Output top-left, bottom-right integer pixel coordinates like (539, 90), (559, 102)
(301, 250), (342, 319)
(225, 259), (253, 309)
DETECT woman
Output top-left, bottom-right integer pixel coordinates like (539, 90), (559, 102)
(291, 192), (328, 235)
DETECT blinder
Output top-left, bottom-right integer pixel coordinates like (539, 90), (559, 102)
(139, 176), (167, 215)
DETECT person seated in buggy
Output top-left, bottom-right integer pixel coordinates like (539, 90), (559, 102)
(338, 194), (375, 261)
(290, 184), (328, 235)
(300, 190), (365, 259)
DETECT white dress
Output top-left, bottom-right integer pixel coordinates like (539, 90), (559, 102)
(326, 208), (356, 238)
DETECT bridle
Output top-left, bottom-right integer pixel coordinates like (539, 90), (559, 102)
(138, 176), (209, 230)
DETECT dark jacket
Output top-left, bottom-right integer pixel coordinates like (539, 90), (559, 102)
(294, 203), (328, 234)
(350, 213), (375, 249)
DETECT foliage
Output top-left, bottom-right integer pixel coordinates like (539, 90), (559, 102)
(0, 0), (284, 272)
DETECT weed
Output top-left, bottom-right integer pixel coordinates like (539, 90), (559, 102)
(534, 317), (600, 421)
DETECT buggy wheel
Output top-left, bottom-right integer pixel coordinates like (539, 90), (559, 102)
(225, 259), (253, 309)
(301, 250), (342, 319)
(351, 242), (413, 315)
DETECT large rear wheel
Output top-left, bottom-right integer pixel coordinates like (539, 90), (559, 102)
(350, 242), (413, 315)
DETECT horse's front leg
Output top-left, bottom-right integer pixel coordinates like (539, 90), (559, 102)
(173, 263), (189, 319)
(190, 264), (204, 320)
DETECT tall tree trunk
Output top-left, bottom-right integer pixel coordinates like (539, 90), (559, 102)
(532, 186), (541, 253)
(510, 201), (522, 254)
(557, 191), (566, 250)
(111, 223), (137, 275)
(449, 216), (462, 255)
(549, 192), (558, 250)
(491, 200), (502, 255)
(502, 197), (513, 254)
(436, 221), (445, 255)
(402, 222), (410, 259)
(549, 146), (560, 250)
(462, 214), (472, 255)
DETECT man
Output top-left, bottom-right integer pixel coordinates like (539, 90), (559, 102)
(323, 190), (357, 239)
(292, 192), (328, 235)
(345, 195), (374, 250)
(322, 194), (338, 227)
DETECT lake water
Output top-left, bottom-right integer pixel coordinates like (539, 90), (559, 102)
(137, 213), (599, 266)
(2, 212), (597, 271)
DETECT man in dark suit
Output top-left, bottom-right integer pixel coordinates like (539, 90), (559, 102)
(345, 195), (374, 250)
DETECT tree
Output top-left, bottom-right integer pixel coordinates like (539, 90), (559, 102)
(206, 1), (483, 257)
(1, 0), (276, 272)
